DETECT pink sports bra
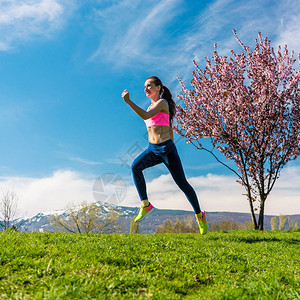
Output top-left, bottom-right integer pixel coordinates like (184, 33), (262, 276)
(144, 111), (170, 128)
(144, 100), (170, 128)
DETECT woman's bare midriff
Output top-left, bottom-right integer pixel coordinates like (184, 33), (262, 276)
(147, 125), (173, 144)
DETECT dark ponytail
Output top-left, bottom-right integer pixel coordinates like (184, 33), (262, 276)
(146, 76), (176, 124)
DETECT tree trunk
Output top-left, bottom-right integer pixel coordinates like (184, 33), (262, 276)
(246, 185), (258, 229)
(258, 198), (265, 230)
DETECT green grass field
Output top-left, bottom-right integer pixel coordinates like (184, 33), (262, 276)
(0, 230), (299, 299)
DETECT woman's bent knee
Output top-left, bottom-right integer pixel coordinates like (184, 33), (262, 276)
(131, 161), (138, 172)
(131, 159), (143, 173)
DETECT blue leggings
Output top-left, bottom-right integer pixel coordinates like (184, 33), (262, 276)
(131, 139), (201, 214)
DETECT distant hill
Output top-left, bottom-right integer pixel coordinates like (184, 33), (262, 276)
(12, 204), (300, 233)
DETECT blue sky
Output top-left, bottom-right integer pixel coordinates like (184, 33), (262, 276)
(0, 0), (299, 218)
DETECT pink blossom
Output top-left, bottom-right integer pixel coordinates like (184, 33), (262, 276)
(175, 30), (300, 230)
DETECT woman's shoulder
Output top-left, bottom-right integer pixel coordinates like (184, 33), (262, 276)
(161, 98), (169, 109)
(157, 98), (168, 107)
(151, 99), (168, 107)
(158, 99), (169, 114)
(148, 99), (169, 112)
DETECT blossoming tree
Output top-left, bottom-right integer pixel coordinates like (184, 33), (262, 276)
(175, 30), (300, 230)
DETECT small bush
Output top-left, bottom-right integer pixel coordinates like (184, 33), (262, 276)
(279, 215), (287, 231)
(156, 216), (198, 234)
(156, 217), (251, 233)
(270, 216), (278, 231)
(209, 220), (249, 231)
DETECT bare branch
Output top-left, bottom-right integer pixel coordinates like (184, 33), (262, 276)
(51, 201), (122, 233)
(0, 190), (19, 231)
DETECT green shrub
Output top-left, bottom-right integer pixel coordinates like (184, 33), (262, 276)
(279, 215), (287, 231)
(270, 216), (278, 231)
(156, 217), (253, 233)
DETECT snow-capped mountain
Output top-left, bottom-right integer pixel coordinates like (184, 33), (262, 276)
(13, 203), (139, 233)
(11, 203), (300, 233)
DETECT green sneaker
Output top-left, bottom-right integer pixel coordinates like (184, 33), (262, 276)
(197, 211), (208, 235)
(135, 203), (155, 222)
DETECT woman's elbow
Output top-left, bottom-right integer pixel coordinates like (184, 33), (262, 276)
(143, 112), (151, 120)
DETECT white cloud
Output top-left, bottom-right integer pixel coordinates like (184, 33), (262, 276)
(90, 0), (182, 64)
(0, 165), (299, 220)
(169, 0), (292, 82)
(0, 170), (94, 218)
(166, 0), (300, 92)
(89, 0), (300, 85)
(0, 0), (75, 51)
(275, 13), (300, 54)
(120, 0), (182, 58)
(67, 156), (103, 166)
(122, 173), (248, 212)
(266, 166), (300, 215)
(121, 165), (300, 216)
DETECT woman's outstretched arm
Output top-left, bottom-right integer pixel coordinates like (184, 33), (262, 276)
(122, 89), (167, 120)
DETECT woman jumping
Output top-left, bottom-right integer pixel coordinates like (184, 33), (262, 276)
(121, 76), (208, 234)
